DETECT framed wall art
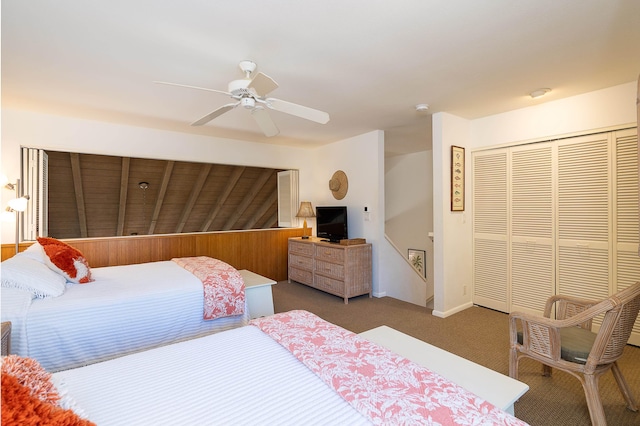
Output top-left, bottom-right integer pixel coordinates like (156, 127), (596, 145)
(408, 249), (426, 278)
(451, 145), (465, 211)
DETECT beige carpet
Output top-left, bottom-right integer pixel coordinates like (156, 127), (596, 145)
(273, 280), (640, 426)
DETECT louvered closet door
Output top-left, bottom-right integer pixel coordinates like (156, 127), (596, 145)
(510, 142), (555, 316)
(473, 149), (509, 312)
(614, 128), (640, 345)
(556, 133), (611, 301)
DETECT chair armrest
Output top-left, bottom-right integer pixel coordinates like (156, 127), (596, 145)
(543, 294), (599, 317)
(513, 298), (613, 331)
(543, 294), (600, 329)
(510, 299), (614, 361)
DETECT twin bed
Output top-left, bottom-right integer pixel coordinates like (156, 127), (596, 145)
(1, 238), (249, 372)
(2, 310), (528, 425)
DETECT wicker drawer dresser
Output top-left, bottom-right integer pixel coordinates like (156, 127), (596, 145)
(288, 237), (372, 304)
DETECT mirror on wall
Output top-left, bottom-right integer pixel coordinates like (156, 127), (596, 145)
(28, 149), (286, 239)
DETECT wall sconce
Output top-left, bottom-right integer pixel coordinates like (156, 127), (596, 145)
(0, 175), (17, 221)
(3, 178), (30, 254)
(0, 174), (10, 189)
(295, 201), (315, 239)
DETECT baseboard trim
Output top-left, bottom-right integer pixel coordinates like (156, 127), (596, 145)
(432, 301), (474, 318)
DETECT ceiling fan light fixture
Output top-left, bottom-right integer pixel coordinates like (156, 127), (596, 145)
(228, 78), (252, 96)
(241, 97), (256, 109)
(529, 88), (551, 99)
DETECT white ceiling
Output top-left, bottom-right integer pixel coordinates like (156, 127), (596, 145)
(2, 1), (639, 155)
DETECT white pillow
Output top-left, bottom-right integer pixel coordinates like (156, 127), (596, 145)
(21, 242), (46, 263)
(1, 254), (67, 298)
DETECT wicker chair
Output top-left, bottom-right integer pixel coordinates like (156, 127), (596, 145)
(509, 281), (640, 426)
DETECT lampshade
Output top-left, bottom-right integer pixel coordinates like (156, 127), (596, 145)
(8, 196), (29, 212)
(295, 201), (315, 218)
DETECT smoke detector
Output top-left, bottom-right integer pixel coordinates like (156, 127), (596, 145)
(415, 104), (429, 112)
(529, 88), (551, 99)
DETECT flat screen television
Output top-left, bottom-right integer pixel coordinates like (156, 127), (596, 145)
(316, 206), (348, 243)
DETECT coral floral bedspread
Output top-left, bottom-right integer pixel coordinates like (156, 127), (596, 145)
(172, 257), (245, 320)
(251, 311), (528, 426)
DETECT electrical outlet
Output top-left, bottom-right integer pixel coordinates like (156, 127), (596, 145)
(463, 285), (467, 295)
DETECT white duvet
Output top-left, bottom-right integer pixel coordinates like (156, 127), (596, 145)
(2, 260), (249, 372)
(54, 325), (370, 425)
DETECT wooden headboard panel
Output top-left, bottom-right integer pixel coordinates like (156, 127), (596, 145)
(1, 228), (304, 281)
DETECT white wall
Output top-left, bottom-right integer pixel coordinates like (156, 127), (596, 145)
(377, 237), (428, 304)
(470, 82), (637, 148)
(432, 113), (473, 317)
(384, 150), (433, 305)
(433, 81), (638, 317)
(385, 151), (433, 260)
(310, 131), (386, 296)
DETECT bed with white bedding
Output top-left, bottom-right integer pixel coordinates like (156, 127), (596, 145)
(1, 239), (249, 372)
(1, 310), (528, 425)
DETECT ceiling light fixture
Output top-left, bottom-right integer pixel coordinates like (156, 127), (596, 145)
(415, 104), (430, 112)
(529, 88), (551, 99)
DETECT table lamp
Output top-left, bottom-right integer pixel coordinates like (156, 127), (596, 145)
(295, 201), (315, 239)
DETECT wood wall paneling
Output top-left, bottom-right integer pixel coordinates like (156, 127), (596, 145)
(2, 228), (304, 282)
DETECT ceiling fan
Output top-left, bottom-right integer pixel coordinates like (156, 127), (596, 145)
(155, 61), (330, 137)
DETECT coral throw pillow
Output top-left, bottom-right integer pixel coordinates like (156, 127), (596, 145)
(1, 355), (95, 426)
(37, 237), (93, 284)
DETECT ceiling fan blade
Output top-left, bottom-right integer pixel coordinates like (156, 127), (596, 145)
(251, 106), (280, 137)
(265, 98), (330, 124)
(248, 72), (278, 97)
(191, 103), (239, 126)
(154, 81), (232, 96)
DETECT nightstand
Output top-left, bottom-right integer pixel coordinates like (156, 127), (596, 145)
(1, 322), (11, 356)
(238, 270), (277, 319)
